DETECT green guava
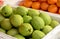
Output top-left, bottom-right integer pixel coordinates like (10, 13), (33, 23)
(19, 23), (33, 36)
(23, 16), (32, 23)
(32, 30), (45, 39)
(10, 14), (23, 27)
(28, 9), (40, 17)
(42, 25), (53, 34)
(7, 29), (18, 36)
(16, 6), (28, 16)
(14, 34), (25, 39)
(2, 5), (13, 17)
(50, 20), (59, 28)
(1, 19), (12, 30)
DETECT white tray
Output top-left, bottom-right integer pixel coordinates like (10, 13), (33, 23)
(0, 0), (60, 39)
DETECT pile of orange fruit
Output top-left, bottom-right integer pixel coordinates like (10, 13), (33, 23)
(18, 0), (60, 14)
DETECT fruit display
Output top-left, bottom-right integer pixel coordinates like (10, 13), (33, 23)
(18, 0), (60, 14)
(0, 5), (59, 39)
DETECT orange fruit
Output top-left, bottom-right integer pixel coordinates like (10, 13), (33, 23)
(18, 1), (24, 6)
(24, 1), (32, 8)
(58, 8), (60, 14)
(48, 0), (57, 4)
(41, 2), (49, 10)
(32, 2), (40, 9)
(40, 0), (47, 2)
(38, 0), (47, 2)
(56, 0), (60, 7)
(48, 5), (58, 13)
(32, 0), (37, 1)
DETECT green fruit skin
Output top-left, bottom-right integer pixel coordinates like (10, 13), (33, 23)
(0, 8), (2, 14)
(16, 6), (28, 16)
(29, 38), (33, 39)
(0, 28), (6, 33)
(28, 9), (40, 17)
(42, 25), (52, 34)
(0, 14), (5, 24)
(32, 30), (45, 39)
(10, 14), (23, 27)
(23, 16), (32, 23)
(40, 13), (52, 25)
(31, 16), (45, 30)
(13, 8), (17, 14)
(7, 29), (18, 36)
(14, 34), (25, 39)
(50, 20), (59, 28)
(2, 5), (13, 17)
(1, 19), (12, 30)
(19, 23), (33, 36)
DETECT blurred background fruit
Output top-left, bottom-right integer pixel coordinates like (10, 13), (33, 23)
(58, 8), (60, 14)
(48, 5), (58, 13)
(47, 0), (57, 4)
(32, 2), (40, 9)
(56, 0), (60, 7)
(18, 0), (60, 14)
(40, 2), (49, 10)
(24, 1), (32, 8)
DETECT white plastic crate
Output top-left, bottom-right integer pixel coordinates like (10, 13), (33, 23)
(0, 0), (60, 39)
(0, 32), (17, 39)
